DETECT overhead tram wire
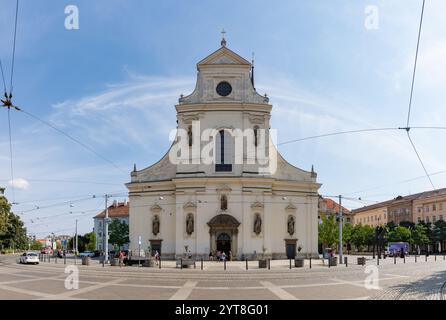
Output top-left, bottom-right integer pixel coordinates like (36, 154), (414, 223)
(9, 0), (19, 96)
(7, 107), (15, 202)
(19, 108), (127, 176)
(400, 0), (434, 189)
(1, 0), (20, 203)
(406, 131), (435, 189)
(405, 0), (425, 129)
(277, 127), (400, 146)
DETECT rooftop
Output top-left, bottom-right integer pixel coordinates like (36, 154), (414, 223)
(94, 201), (129, 219)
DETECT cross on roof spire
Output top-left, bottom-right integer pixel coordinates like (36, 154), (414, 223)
(221, 28), (227, 47)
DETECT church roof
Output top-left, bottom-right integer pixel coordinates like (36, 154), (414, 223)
(196, 45), (251, 70)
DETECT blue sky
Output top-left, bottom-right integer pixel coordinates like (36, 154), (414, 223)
(1, 0), (446, 237)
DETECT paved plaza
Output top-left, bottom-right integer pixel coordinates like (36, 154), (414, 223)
(0, 254), (445, 300)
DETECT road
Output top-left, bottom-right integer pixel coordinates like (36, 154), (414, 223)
(1, 254), (445, 300)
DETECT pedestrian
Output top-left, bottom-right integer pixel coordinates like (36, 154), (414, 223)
(229, 250), (232, 261)
(222, 251), (226, 262)
(216, 251), (221, 262)
(154, 250), (160, 265)
(209, 251), (213, 261)
(118, 250), (125, 268)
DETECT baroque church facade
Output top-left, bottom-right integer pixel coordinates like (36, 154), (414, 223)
(126, 38), (321, 260)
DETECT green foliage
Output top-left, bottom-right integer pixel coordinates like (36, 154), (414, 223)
(411, 223), (429, 247)
(318, 215), (339, 250)
(387, 226), (411, 243)
(30, 240), (43, 250)
(342, 223), (353, 244)
(399, 220), (415, 231)
(0, 199), (28, 250)
(108, 219), (129, 250)
(84, 232), (96, 251)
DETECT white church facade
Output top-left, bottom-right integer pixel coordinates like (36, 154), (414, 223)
(126, 38), (321, 260)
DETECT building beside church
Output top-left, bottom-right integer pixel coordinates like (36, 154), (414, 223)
(126, 37), (321, 260)
(94, 200), (129, 251)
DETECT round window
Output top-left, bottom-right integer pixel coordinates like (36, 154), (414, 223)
(216, 81), (232, 97)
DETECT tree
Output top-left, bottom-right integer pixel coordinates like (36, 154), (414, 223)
(30, 240), (43, 250)
(108, 219), (129, 251)
(350, 224), (366, 252)
(387, 226), (411, 243)
(318, 215), (339, 251)
(431, 220), (446, 252)
(0, 201), (28, 250)
(84, 232), (96, 251)
(411, 223), (429, 253)
(399, 220), (415, 231)
(363, 225), (375, 251)
(0, 197), (9, 237)
(342, 223), (354, 252)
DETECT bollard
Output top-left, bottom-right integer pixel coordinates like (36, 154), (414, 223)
(224, 259), (226, 271)
(246, 259), (248, 271)
(425, 255), (427, 262)
(404, 256), (405, 264)
(64, 255), (66, 265)
(377, 257), (379, 266)
(289, 259), (292, 269)
(329, 258), (331, 268)
(159, 257), (162, 269)
(444, 254), (445, 261)
(345, 257), (348, 267)
(309, 257), (312, 269)
(201, 258), (203, 270)
(415, 255), (417, 263)
(48, 254), (51, 263)
(394, 255), (396, 264)
(180, 258), (183, 270)
(268, 259), (270, 270)
(102, 259), (105, 267)
(435, 254), (437, 261)
(55, 257), (57, 264)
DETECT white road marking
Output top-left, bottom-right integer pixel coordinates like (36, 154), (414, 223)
(260, 281), (298, 300)
(169, 281), (197, 300)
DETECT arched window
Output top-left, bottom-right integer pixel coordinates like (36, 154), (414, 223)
(216, 129), (232, 172)
(254, 126), (259, 147)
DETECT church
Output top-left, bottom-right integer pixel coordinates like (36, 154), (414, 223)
(126, 36), (321, 260)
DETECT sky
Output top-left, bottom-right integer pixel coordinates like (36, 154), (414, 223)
(1, 0), (446, 238)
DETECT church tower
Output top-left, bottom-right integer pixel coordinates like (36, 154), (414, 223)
(127, 36), (321, 260)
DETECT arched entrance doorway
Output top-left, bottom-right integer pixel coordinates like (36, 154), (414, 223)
(208, 214), (240, 259)
(216, 233), (231, 254)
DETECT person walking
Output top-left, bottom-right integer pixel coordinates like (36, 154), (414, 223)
(154, 250), (160, 266)
(118, 250), (125, 268)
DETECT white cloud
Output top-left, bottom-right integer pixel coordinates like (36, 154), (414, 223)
(9, 178), (30, 190)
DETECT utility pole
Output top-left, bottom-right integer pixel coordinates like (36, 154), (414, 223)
(75, 219), (78, 256)
(104, 194), (109, 264)
(339, 195), (343, 264)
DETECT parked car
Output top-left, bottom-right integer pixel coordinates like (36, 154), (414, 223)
(40, 248), (52, 255)
(79, 251), (95, 257)
(20, 252), (39, 265)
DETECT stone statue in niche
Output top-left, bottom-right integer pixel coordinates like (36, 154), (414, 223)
(187, 125), (193, 147)
(152, 215), (160, 236)
(221, 195), (228, 211)
(186, 214), (194, 235)
(288, 215), (295, 236)
(254, 214), (262, 235)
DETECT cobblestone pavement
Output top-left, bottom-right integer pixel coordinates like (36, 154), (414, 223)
(1, 254), (445, 300)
